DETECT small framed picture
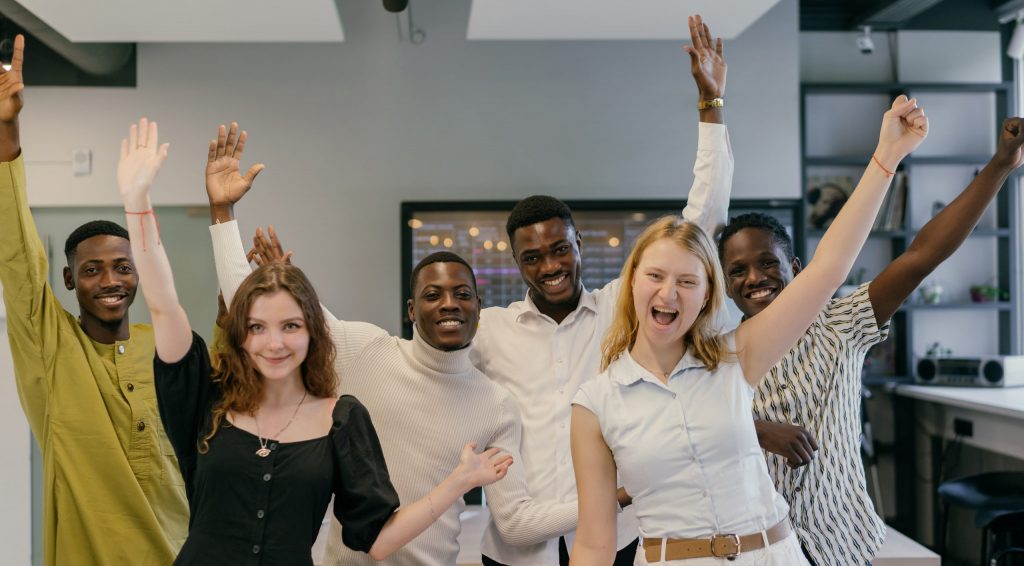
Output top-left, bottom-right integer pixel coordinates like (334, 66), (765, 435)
(806, 176), (854, 230)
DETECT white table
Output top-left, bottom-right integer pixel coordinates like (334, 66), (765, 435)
(893, 384), (1024, 461)
(876, 526), (940, 565)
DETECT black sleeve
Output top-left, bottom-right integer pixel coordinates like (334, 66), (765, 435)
(154, 332), (218, 496)
(331, 395), (401, 553)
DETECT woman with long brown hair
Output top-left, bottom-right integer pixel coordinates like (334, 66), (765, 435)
(115, 117), (512, 566)
(570, 94), (929, 565)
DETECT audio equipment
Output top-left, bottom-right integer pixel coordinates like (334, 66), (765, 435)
(915, 356), (1024, 387)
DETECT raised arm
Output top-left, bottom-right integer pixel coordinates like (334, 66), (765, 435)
(205, 122), (265, 306)
(680, 14), (733, 239)
(117, 118), (191, 362)
(483, 395), (577, 545)
(207, 122), (264, 226)
(735, 96), (928, 385)
(569, 404), (619, 566)
(0, 35), (22, 163)
(868, 117), (1024, 324)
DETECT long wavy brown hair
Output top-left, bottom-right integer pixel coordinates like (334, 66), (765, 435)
(600, 216), (730, 372)
(201, 263), (337, 452)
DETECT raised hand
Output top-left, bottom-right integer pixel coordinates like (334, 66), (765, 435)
(455, 443), (512, 488)
(875, 95), (928, 167)
(0, 35), (25, 124)
(248, 225), (293, 267)
(683, 15), (726, 99)
(994, 117), (1024, 171)
(117, 118), (169, 206)
(205, 122), (264, 207)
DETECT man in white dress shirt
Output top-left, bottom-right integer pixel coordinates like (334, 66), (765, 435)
(471, 15), (734, 566)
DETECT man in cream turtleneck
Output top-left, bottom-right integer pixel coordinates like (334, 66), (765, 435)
(204, 124), (577, 566)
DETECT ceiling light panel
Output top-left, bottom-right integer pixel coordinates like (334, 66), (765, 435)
(467, 0), (781, 40)
(17, 0), (344, 42)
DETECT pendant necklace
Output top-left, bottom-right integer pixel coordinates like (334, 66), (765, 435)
(254, 390), (307, 458)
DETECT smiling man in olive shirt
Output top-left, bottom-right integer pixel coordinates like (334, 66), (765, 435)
(0, 37), (188, 566)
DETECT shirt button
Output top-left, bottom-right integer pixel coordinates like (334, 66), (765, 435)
(117, 344), (125, 354)
(252, 545), (260, 554)
(137, 421), (145, 432)
(263, 473), (272, 482)
(780, 383), (788, 390)
(796, 487), (802, 493)
(126, 383), (135, 392)
(269, 442), (278, 450)
(257, 509), (265, 519)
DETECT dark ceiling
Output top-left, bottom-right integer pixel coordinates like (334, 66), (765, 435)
(800, 0), (1009, 31)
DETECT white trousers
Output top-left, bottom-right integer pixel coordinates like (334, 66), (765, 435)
(635, 533), (810, 566)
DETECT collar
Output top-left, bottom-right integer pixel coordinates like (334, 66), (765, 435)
(608, 347), (706, 386)
(409, 325), (474, 374)
(515, 285), (598, 324)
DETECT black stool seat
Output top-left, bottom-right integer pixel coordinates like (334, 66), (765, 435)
(938, 472), (1024, 564)
(938, 472), (1024, 516)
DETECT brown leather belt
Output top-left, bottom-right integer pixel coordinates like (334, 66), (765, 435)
(642, 519), (791, 561)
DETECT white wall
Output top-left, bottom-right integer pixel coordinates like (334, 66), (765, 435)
(0, 285), (32, 565)
(18, 0), (799, 335)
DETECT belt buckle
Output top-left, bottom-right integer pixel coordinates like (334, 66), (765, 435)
(710, 533), (741, 559)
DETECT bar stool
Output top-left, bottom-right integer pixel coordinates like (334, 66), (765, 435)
(937, 472), (1024, 565)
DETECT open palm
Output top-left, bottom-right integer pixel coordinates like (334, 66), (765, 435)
(0, 35), (25, 123)
(684, 15), (726, 99)
(117, 118), (169, 202)
(205, 122), (264, 206)
(457, 443), (512, 488)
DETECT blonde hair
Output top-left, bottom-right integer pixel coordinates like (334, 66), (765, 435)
(600, 216), (729, 372)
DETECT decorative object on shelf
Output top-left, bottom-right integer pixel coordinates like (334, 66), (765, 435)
(970, 282), (1000, 303)
(917, 280), (944, 305)
(806, 175), (852, 230)
(925, 341), (953, 358)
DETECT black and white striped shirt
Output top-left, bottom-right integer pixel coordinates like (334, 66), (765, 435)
(753, 282), (888, 565)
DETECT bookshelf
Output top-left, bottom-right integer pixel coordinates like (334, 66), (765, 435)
(800, 81), (1019, 380)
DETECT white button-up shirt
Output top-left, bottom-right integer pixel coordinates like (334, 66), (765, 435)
(574, 341), (789, 540)
(471, 122), (733, 565)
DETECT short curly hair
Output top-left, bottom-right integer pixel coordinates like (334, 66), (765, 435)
(505, 195), (576, 243)
(64, 220), (130, 263)
(410, 251), (477, 296)
(717, 213), (795, 262)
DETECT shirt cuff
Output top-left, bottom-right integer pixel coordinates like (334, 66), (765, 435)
(696, 122), (729, 152)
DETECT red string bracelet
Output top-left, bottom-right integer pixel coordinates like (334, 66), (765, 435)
(872, 154), (895, 176)
(125, 209), (161, 251)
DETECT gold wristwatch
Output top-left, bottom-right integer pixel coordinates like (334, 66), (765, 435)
(697, 97), (724, 110)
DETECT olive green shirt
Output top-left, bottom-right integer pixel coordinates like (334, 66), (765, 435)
(0, 155), (188, 566)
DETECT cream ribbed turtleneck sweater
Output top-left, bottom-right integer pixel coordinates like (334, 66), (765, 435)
(320, 324), (577, 566)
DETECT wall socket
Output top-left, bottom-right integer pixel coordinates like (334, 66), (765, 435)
(953, 417), (974, 438)
(71, 149), (91, 176)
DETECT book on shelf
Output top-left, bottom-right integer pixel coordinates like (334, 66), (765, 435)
(872, 170), (907, 231)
